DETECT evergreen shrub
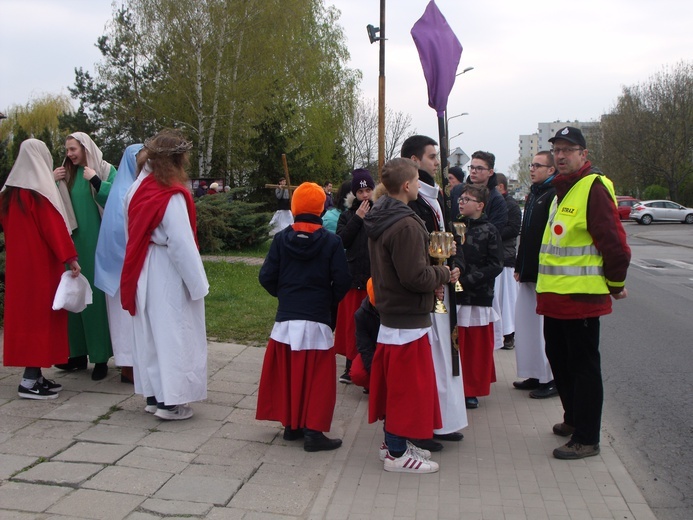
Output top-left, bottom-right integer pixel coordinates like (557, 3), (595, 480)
(195, 194), (271, 253)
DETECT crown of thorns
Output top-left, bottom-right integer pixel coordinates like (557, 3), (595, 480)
(143, 136), (193, 155)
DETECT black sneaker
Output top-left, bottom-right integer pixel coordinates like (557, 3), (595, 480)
(18, 382), (59, 400)
(338, 371), (352, 384)
(39, 377), (63, 392)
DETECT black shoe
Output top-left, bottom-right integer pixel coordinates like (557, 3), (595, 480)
(530, 381), (558, 399)
(54, 355), (88, 371)
(501, 337), (515, 350)
(512, 378), (540, 390)
(338, 371), (352, 384)
(91, 363), (109, 381)
(409, 438), (444, 452)
(18, 382), (59, 400)
(38, 377), (62, 392)
(465, 397), (479, 409)
(433, 432), (464, 442)
(283, 427), (305, 441)
(304, 432), (342, 452)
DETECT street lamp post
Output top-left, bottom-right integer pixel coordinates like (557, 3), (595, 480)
(367, 0), (386, 178)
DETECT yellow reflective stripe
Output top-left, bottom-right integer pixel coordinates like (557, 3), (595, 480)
(607, 279), (625, 288)
(540, 244), (600, 257)
(539, 265), (604, 276)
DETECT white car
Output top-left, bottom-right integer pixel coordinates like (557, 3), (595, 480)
(629, 200), (693, 225)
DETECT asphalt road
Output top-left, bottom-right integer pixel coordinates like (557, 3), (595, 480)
(601, 221), (693, 520)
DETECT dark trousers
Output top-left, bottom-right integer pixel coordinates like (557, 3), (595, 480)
(544, 317), (603, 445)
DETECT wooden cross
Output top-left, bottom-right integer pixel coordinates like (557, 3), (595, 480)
(264, 154), (298, 196)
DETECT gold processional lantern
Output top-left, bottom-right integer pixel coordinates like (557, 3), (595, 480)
(452, 222), (467, 293)
(428, 231), (455, 313)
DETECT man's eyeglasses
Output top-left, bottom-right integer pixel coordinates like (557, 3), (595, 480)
(551, 147), (582, 155)
(529, 163), (551, 170)
(460, 196), (479, 204)
(468, 165), (489, 172)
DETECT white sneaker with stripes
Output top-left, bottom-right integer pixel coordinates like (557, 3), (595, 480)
(379, 441), (431, 462)
(383, 444), (439, 473)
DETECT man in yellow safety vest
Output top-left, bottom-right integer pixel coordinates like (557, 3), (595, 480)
(536, 126), (631, 460)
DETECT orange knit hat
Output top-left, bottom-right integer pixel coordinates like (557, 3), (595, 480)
(291, 182), (326, 217)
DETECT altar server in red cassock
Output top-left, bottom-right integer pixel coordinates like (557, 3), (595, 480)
(256, 182), (351, 452)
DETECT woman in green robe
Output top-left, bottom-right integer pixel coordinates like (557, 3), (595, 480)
(54, 132), (116, 380)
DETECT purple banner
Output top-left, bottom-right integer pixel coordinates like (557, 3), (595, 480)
(411, 1), (463, 117)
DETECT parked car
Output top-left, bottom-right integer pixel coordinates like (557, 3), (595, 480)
(616, 196), (639, 220)
(629, 200), (693, 225)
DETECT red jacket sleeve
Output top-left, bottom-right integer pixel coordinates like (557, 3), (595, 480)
(587, 179), (631, 293)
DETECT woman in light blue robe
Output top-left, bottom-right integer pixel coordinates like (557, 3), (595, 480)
(94, 144), (144, 381)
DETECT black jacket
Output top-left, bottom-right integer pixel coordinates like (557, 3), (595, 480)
(453, 213), (504, 307)
(337, 194), (372, 289)
(259, 218), (352, 326)
(451, 173), (508, 234)
(515, 177), (556, 283)
(354, 296), (379, 373)
(499, 193), (522, 268)
(408, 169), (444, 233)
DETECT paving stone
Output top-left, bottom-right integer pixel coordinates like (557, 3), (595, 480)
(42, 402), (121, 422)
(14, 419), (93, 440)
(203, 390), (245, 407)
(208, 379), (258, 396)
(117, 446), (196, 473)
(0, 482), (71, 512)
(0, 453), (36, 479)
(230, 483), (315, 516)
(153, 417), (222, 436)
(216, 422), (277, 444)
(0, 398), (63, 419)
(181, 460), (259, 481)
(136, 430), (212, 452)
(0, 414), (34, 434)
(76, 423), (149, 445)
(47, 488), (144, 519)
(205, 507), (246, 519)
(53, 441), (134, 464)
(13, 461), (104, 486)
(154, 474), (241, 505)
(197, 437), (269, 464)
(140, 497), (212, 516)
(82, 466), (172, 496)
(250, 462), (329, 490)
(0, 434), (73, 458)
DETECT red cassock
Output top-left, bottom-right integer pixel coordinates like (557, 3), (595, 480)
(458, 324), (497, 396)
(256, 339), (337, 432)
(2, 191), (77, 367)
(333, 288), (366, 359)
(368, 335), (442, 439)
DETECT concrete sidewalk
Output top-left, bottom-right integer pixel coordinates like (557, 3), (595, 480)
(0, 341), (656, 519)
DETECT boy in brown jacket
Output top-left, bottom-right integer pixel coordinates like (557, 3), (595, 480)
(363, 158), (458, 473)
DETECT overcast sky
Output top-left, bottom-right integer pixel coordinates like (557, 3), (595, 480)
(1, 0), (691, 174)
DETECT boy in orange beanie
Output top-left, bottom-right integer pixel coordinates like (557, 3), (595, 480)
(257, 182), (352, 452)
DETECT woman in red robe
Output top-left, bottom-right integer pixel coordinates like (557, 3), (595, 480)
(0, 139), (81, 399)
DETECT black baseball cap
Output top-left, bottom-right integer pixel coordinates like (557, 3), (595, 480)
(549, 126), (587, 149)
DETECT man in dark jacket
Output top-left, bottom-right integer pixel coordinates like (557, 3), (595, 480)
(495, 173), (522, 351)
(451, 151), (508, 233)
(512, 152), (558, 398)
